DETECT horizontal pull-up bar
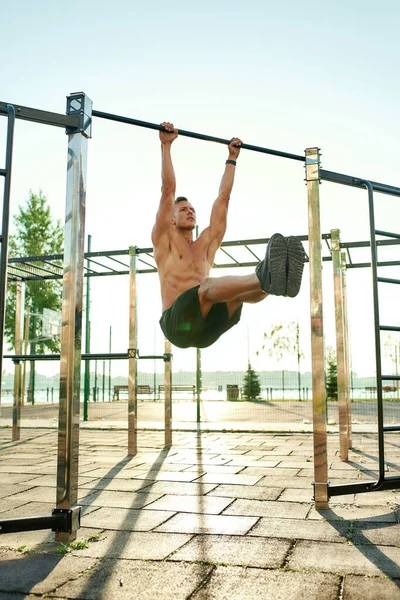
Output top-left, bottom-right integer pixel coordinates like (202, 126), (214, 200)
(92, 109), (305, 163)
(5, 352), (171, 362)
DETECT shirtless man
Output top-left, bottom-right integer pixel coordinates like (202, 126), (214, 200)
(152, 122), (305, 349)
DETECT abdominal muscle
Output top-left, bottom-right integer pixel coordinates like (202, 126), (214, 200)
(155, 238), (213, 312)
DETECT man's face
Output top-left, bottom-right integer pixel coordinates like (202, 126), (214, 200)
(173, 201), (196, 230)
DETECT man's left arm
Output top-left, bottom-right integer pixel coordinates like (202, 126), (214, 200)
(208, 137), (242, 246)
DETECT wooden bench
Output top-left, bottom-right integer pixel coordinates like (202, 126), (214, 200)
(158, 384), (196, 399)
(113, 384), (152, 400)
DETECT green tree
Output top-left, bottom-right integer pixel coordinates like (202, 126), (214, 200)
(257, 321), (304, 399)
(5, 190), (63, 353)
(326, 346), (338, 400)
(242, 362), (261, 400)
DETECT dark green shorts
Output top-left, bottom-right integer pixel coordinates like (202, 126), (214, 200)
(159, 285), (242, 349)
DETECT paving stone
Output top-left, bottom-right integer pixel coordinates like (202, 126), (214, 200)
(251, 517), (349, 542)
(2, 487), (90, 505)
(207, 484), (282, 501)
(78, 490), (165, 509)
(0, 497), (32, 514)
(193, 565), (340, 599)
(144, 494), (233, 514)
(155, 513), (258, 535)
(78, 477), (154, 492)
(354, 490), (400, 506)
(279, 487), (355, 504)
(242, 466), (301, 477)
(55, 558), (212, 600)
(289, 539), (400, 578)
(81, 505), (175, 531)
(19, 474), (96, 488)
(78, 467), (147, 479)
(184, 465), (244, 474)
(135, 481), (218, 495)
(170, 534), (291, 568)
(194, 473), (262, 485)
(256, 475), (313, 489)
(0, 526), (101, 551)
(352, 521), (400, 546)
(308, 505), (397, 522)
(342, 574), (400, 599)
(132, 471), (200, 482)
(0, 549), (96, 594)
(70, 530), (192, 560)
(223, 498), (310, 519)
(0, 473), (36, 485)
(224, 457), (280, 467)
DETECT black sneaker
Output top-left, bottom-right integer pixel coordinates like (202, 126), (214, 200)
(286, 236), (306, 297)
(255, 233), (287, 295)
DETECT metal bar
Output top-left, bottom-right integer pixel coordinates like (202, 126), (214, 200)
(219, 247), (240, 264)
(5, 352), (171, 361)
(362, 180), (386, 490)
(341, 239), (400, 248)
(375, 229), (400, 239)
(128, 246), (137, 456)
(382, 375), (400, 380)
(341, 251), (352, 449)
(328, 476), (400, 497)
(92, 109), (305, 162)
(380, 325), (400, 332)
(12, 281), (24, 441)
(331, 229), (348, 461)
(56, 92), (92, 543)
(306, 147), (329, 508)
(383, 425), (400, 432)
(320, 169), (400, 197)
(0, 105), (15, 408)
(0, 514), (67, 534)
(378, 277), (400, 285)
(0, 169), (6, 177)
(164, 338), (172, 447)
(0, 101), (80, 130)
(83, 235), (91, 422)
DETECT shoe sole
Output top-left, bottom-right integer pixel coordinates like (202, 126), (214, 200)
(263, 233), (287, 295)
(286, 236), (305, 297)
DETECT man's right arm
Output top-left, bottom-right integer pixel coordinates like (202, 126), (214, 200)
(151, 122), (178, 246)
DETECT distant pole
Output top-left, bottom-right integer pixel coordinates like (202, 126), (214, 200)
(297, 322), (301, 400)
(94, 359), (98, 402)
(108, 326), (112, 401)
(102, 361), (105, 402)
(153, 326), (156, 401)
(195, 225), (202, 421)
(83, 234), (91, 421)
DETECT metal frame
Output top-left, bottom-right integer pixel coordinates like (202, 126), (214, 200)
(1, 96), (399, 541)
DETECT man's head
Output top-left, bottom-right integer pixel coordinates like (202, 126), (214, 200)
(172, 196), (196, 231)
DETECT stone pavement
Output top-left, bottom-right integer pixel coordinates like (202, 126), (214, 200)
(0, 427), (399, 599)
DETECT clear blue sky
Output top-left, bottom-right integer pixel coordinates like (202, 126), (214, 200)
(1, 0), (399, 377)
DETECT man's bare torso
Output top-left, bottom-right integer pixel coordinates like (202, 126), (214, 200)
(154, 229), (217, 312)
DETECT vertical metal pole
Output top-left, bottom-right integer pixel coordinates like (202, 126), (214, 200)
(83, 234), (91, 421)
(0, 105), (15, 405)
(362, 180), (385, 487)
(12, 280), (24, 441)
(196, 347), (201, 422)
(108, 326), (112, 401)
(341, 251), (352, 448)
(94, 359), (98, 401)
(102, 361), (105, 401)
(128, 246), (138, 456)
(164, 339), (172, 447)
(21, 307), (30, 406)
(297, 322), (301, 400)
(306, 147), (329, 508)
(56, 92), (92, 542)
(331, 229), (348, 461)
